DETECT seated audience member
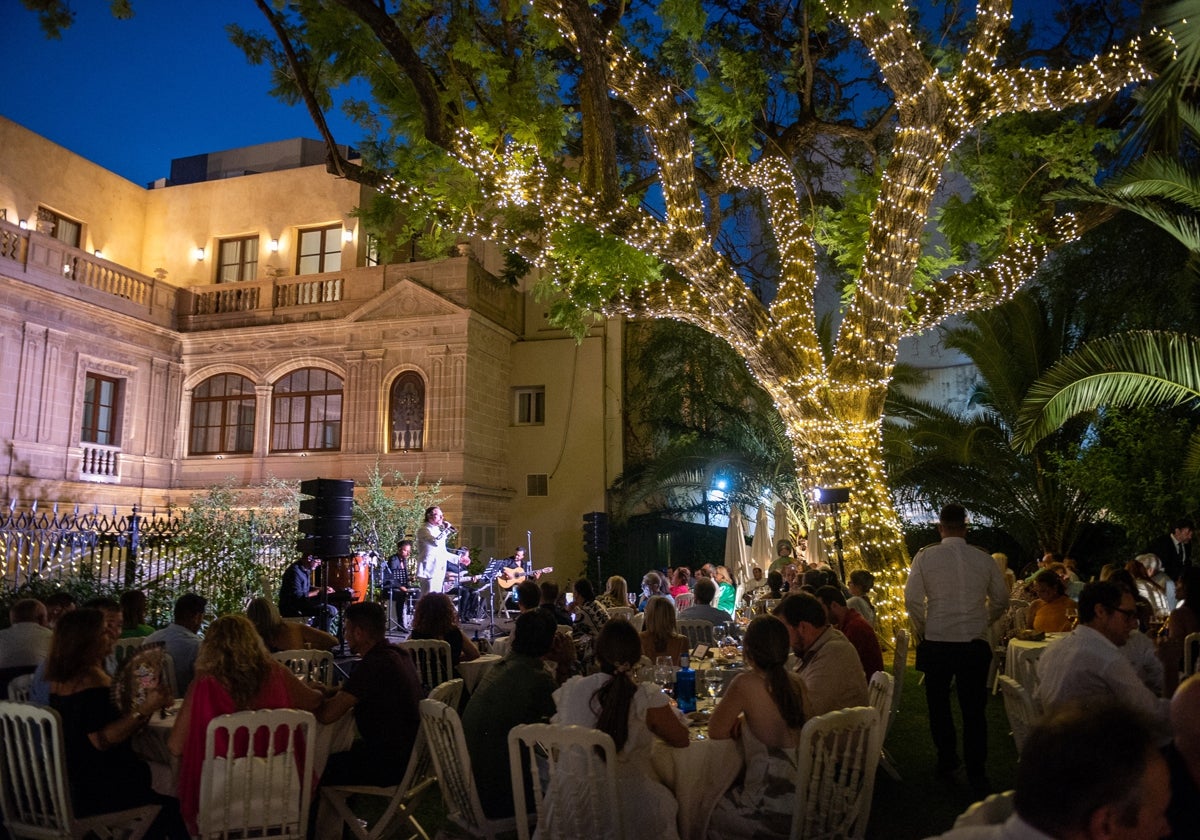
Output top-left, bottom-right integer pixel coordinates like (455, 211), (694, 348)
(569, 578), (610, 638)
(926, 701), (1169, 840)
(119, 590), (155, 638)
(1102, 566), (1156, 633)
(49, 608), (185, 839)
(409, 592), (480, 666)
(1137, 552), (1176, 613)
(637, 571), (674, 611)
(991, 553), (1017, 594)
(816, 586), (884, 678)
(846, 569), (877, 627)
(1159, 566), (1200, 695)
(781, 564), (799, 593)
(774, 592), (867, 718)
(597, 575), (630, 610)
(743, 566), (767, 596)
(83, 596), (124, 647)
(1129, 555), (1173, 621)
(1027, 569), (1078, 633)
(1035, 581), (1170, 737)
(552, 620), (688, 839)
(708, 616), (807, 838)
(0, 597), (52, 670)
(769, 540), (794, 573)
(246, 597), (337, 653)
(44, 591), (77, 628)
(1166, 674), (1200, 838)
(144, 593), (207, 694)
(668, 566), (692, 598)
(639, 595), (689, 666)
(168, 614), (322, 835)
(316, 602), (424, 787)
(679, 578), (733, 625)
(757, 571), (785, 602)
(538, 579), (574, 627)
(714, 565), (738, 614)
(462, 610), (558, 819)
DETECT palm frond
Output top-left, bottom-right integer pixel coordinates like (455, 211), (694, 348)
(1014, 331), (1200, 451)
(1051, 185), (1200, 253)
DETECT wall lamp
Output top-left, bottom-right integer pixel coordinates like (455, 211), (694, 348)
(269, 238), (279, 253)
(194, 247), (205, 261)
(342, 227), (354, 244)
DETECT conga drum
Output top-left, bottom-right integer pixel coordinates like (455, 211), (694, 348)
(350, 554), (371, 603)
(325, 557), (355, 594)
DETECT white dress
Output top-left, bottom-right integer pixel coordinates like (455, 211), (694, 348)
(551, 673), (680, 840)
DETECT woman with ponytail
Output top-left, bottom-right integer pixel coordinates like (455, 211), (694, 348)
(551, 619), (688, 838)
(707, 615), (807, 839)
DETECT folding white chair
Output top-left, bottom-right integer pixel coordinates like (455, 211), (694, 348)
(676, 619), (715, 649)
(791, 706), (883, 840)
(0, 700), (160, 839)
(398, 639), (454, 694)
(508, 723), (622, 840)
(195, 708), (315, 840)
(996, 675), (1039, 753)
(6, 674), (34, 703)
(607, 607), (635, 622)
(879, 628), (907, 780)
(271, 649), (337, 687)
(318, 678), (465, 840)
(673, 592), (695, 611)
(419, 697), (517, 840)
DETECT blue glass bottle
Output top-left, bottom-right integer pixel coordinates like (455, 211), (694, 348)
(674, 653), (696, 713)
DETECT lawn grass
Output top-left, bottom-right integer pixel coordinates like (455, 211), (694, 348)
(374, 663), (1020, 839)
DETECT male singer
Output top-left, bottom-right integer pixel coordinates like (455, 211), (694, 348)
(416, 506), (456, 595)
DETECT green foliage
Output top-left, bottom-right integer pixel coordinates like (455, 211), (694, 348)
(166, 479), (300, 619)
(351, 464), (443, 555)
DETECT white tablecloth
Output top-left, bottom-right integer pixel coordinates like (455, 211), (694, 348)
(458, 653), (503, 693)
(651, 734), (741, 840)
(1005, 634), (1067, 689)
(136, 703), (356, 795)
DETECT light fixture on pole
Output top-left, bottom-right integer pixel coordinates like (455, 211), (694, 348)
(813, 487), (851, 583)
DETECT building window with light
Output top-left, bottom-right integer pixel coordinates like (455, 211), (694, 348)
(271, 368), (342, 452)
(512, 386), (545, 426)
(81, 373), (121, 445)
(296, 225), (342, 275)
(217, 235), (259, 283)
(389, 372), (425, 451)
(189, 374), (256, 455)
(37, 207), (81, 248)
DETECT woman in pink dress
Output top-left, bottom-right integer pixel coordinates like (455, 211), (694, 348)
(167, 615), (323, 835)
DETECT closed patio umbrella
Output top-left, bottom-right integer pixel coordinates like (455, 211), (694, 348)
(749, 504), (774, 575)
(723, 505), (749, 583)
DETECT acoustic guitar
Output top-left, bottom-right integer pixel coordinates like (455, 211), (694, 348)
(497, 566), (553, 589)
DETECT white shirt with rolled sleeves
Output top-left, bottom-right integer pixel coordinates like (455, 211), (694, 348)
(904, 536), (1009, 643)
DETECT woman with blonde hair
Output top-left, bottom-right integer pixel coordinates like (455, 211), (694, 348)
(714, 565), (737, 614)
(598, 575), (629, 609)
(638, 595), (688, 665)
(168, 614), (323, 836)
(246, 596), (337, 653)
(708, 615), (807, 838)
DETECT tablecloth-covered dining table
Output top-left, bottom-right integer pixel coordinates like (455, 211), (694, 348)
(133, 700), (356, 796)
(1005, 632), (1069, 687)
(651, 730), (742, 840)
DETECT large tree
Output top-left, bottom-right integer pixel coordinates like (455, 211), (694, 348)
(30, 0), (1163, 569)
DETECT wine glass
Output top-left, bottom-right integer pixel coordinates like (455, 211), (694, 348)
(654, 656), (675, 697)
(1064, 606), (1078, 629)
(706, 670), (725, 705)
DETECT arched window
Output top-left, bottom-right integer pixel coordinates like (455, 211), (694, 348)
(271, 368), (342, 452)
(389, 372), (425, 451)
(189, 374), (256, 455)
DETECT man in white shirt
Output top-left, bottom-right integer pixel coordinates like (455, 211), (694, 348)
(416, 505), (456, 596)
(1036, 580), (1170, 737)
(926, 701), (1170, 840)
(144, 592), (206, 695)
(0, 598), (52, 669)
(905, 503), (1008, 793)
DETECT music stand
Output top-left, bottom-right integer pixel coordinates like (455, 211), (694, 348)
(475, 557), (508, 641)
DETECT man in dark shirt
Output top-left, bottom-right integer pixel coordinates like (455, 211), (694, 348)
(383, 539), (415, 631)
(278, 554), (336, 630)
(316, 601), (425, 786)
(537, 580), (573, 627)
(462, 610), (558, 818)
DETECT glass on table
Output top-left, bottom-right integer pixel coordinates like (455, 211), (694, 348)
(655, 656), (676, 697)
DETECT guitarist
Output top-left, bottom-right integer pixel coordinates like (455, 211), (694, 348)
(500, 547), (549, 609)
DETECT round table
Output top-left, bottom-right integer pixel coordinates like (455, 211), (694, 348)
(651, 731), (741, 840)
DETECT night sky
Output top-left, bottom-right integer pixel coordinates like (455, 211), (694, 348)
(1, 1), (361, 186)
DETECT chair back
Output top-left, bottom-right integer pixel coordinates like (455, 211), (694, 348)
(676, 619), (715, 649)
(890, 629), (908, 729)
(398, 639), (454, 694)
(1185, 632), (1200, 677)
(791, 706), (882, 840)
(954, 790), (1016, 827)
(418, 698), (515, 840)
(112, 637), (145, 669)
(272, 649), (337, 687)
(430, 677), (465, 711)
(6, 674), (34, 703)
(1013, 645), (1045, 697)
(867, 671), (894, 734)
(673, 592), (695, 611)
(1008, 599), (1030, 632)
(607, 607), (635, 622)
(196, 708), (315, 840)
(0, 701), (159, 840)
(996, 675), (1039, 753)
(508, 723), (622, 840)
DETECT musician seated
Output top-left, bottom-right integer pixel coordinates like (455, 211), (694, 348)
(278, 554), (338, 631)
(382, 539), (415, 632)
(446, 550), (481, 621)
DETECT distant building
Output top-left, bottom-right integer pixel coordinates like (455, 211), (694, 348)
(0, 117), (622, 571)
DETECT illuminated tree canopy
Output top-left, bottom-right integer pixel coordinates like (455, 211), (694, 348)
(30, 0), (1170, 572)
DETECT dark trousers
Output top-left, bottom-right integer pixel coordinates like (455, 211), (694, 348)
(917, 638), (992, 776)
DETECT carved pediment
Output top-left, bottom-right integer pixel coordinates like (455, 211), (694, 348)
(345, 277), (463, 323)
